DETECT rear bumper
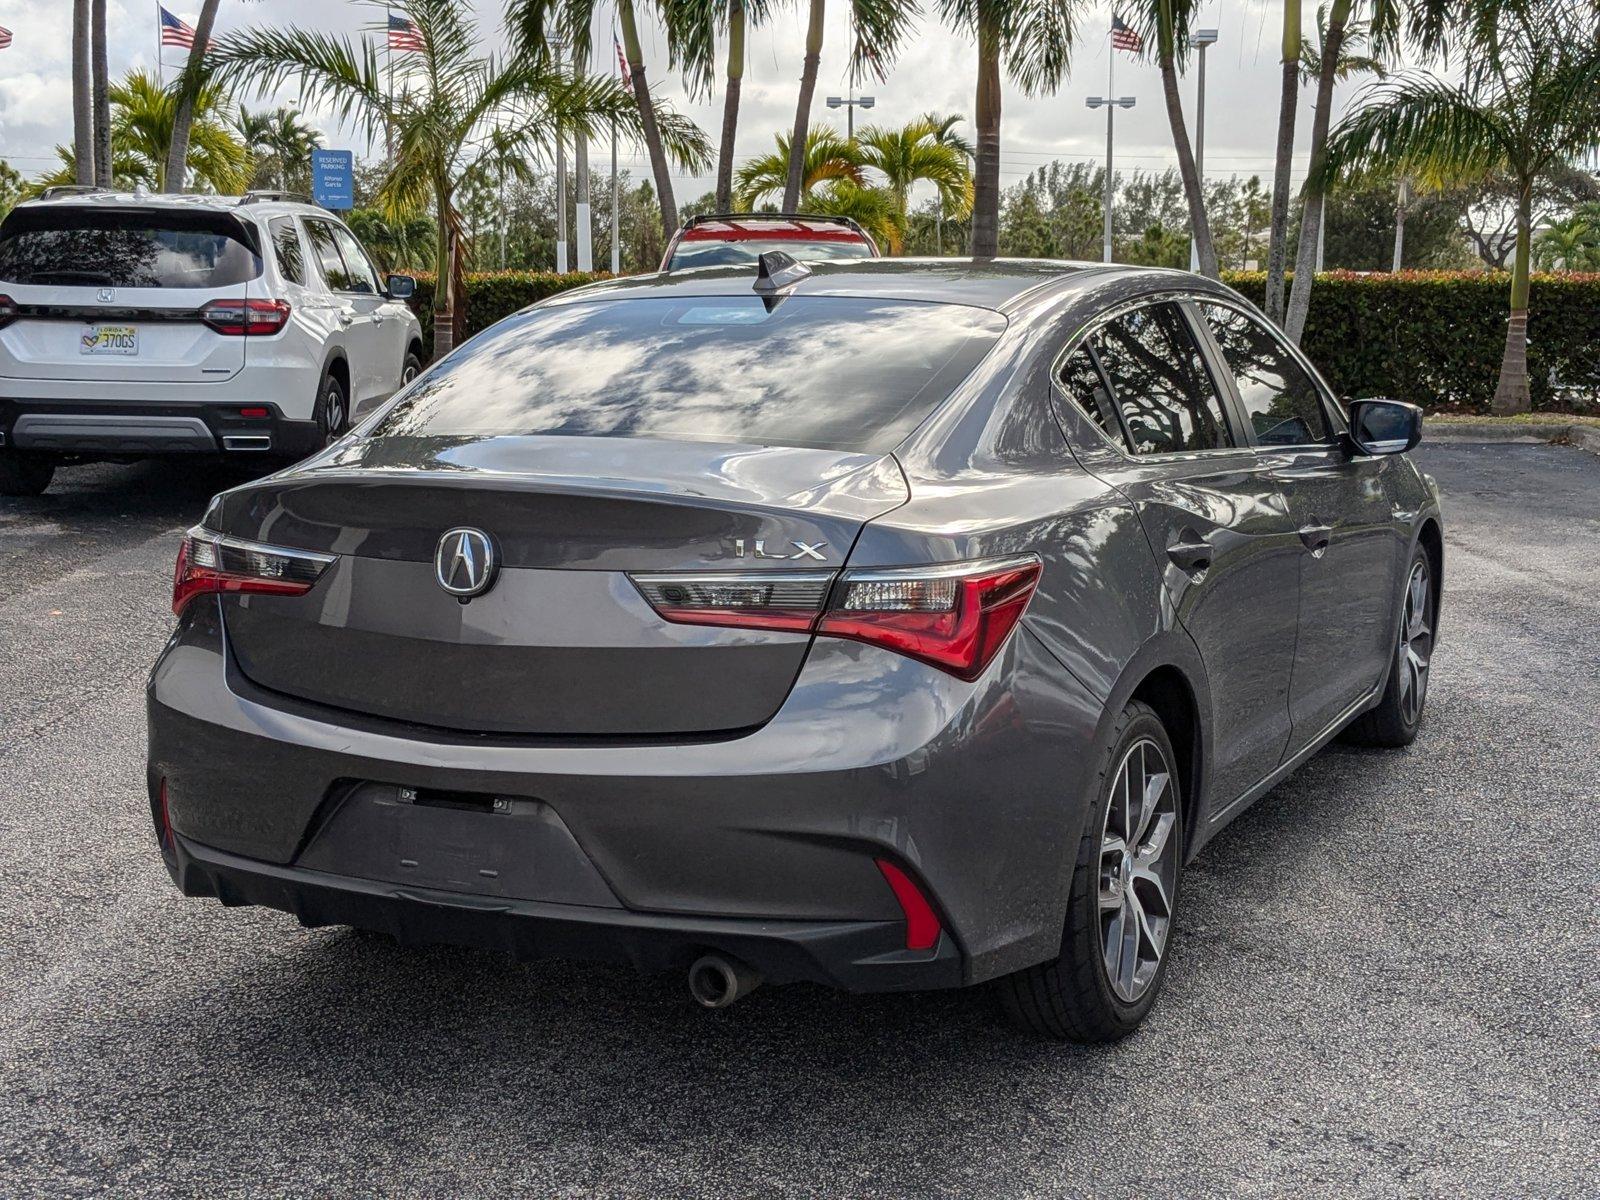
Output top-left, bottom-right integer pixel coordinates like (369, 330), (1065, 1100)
(169, 833), (964, 991)
(148, 601), (1106, 991)
(0, 398), (322, 459)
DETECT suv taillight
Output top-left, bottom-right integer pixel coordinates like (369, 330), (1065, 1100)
(0, 294), (18, 330)
(200, 297), (290, 336)
(172, 526), (335, 615)
(629, 554), (1042, 681)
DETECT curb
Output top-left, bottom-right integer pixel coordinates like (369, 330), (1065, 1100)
(1426, 421), (1600, 456)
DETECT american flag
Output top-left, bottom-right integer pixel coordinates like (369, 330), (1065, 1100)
(1110, 14), (1143, 53)
(159, 7), (197, 50)
(614, 36), (632, 93)
(0, 25), (12, 51)
(388, 14), (426, 52)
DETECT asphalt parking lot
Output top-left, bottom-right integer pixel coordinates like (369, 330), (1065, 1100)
(2, 441), (1596, 1198)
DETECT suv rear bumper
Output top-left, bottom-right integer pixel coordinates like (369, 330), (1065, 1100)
(0, 398), (322, 460)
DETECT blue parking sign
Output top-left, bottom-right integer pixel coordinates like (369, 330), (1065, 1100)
(311, 150), (355, 210)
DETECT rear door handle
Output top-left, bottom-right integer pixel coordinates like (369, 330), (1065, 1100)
(1167, 535), (1213, 574)
(1298, 523), (1333, 557)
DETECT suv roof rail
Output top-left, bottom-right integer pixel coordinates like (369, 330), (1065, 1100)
(37, 185), (112, 201)
(238, 190), (316, 206)
(681, 211), (871, 238)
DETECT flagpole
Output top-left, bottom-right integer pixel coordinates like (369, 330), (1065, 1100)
(156, 2), (163, 86)
(610, 119), (620, 273)
(1103, 34), (1114, 263)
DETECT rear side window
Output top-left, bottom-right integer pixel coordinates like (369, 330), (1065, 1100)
(1092, 304), (1234, 454)
(329, 224), (380, 294)
(304, 219), (359, 292)
(269, 218), (306, 285)
(1058, 345), (1128, 449)
(371, 296), (1007, 453)
(0, 208), (260, 288)
(1200, 302), (1332, 446)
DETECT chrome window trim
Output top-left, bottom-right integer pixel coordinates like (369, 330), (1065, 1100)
(840, 552), (1042, 584)
(189, 524), (338, 568)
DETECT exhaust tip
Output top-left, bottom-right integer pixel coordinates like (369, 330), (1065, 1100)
(687, 953), (762, 1009)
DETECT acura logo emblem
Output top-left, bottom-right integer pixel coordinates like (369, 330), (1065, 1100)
(434, 527), (497, 598)
(96, 287), (115, 303)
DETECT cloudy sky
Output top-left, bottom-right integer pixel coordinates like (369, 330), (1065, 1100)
(0, 0), (1382, 201)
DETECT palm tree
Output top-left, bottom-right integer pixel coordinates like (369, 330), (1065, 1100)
(807, 180), (906, 250)
(938, 0), (1082, 256)
(511, 0), (715, 242)
(855, 115), (974, 236)
(72, 0), (94, 186)
(1264, 0), (1301, 321)
(1318, 7), (1600, 412)
(713, 0), (772, 211)
(92, 0), (111, 188)
(1533, 212), (1600, 269)
(783, 0), (917, 212)
(237, 106), (323, 193)
(35, 70), (250, 195)
(735, 128), (866, 206)
(214, 0), (702, 355)
(165, 0), (223, 192)
(1130, 0), (1218, 278)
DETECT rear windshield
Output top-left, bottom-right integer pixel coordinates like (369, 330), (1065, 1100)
(668, 240), (874, 270)
(373, 296), (1006, 453)
(0, 208), (261, 289)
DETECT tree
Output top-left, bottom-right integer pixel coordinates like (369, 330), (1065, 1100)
(92, 0), (111, 188)
(1132, 0), (1220, 278)
(72, 0), (94, 186)
(0, 161), (25, 219)
(511, 0), (714, 241)
(1533, 210), (1600, 270)
(165, 0), (223, 192)
(939, 0), (1082, 256)
(1322, 177), (1469, 268)
(735, 128), (866, 206)
(854, 114), (975, 234)
(1264, 0), (1301, 321)
(35, 70), (250, 194)
(782, 0), (915, 212)
(214, 0), (701, 355)
(237, 106), (324, 193)
(1318, 0), (1600, 412)
(710, 0), (774, 211)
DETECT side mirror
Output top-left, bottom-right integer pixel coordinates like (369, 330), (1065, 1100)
(385, 273), (417, 300)
(1347, 398), (1422, 456)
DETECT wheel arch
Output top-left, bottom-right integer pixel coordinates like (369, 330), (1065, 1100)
(1416, 516), (1443, 626)
(320, 350), (350, 396)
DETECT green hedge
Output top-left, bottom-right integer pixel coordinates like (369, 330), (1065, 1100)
(1222, 270), (1600, 413)
(408, 270), (611, 359)
(412, 268), (1600, 414)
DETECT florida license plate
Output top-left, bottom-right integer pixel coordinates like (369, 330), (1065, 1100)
(80, 325), (139, 355)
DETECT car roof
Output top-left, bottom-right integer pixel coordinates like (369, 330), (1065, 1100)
(12, 190), (334, 222)
(679, 216), (869, 244)
(545, 257), (1227, 315)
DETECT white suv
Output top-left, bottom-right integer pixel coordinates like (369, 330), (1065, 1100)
(0, 188), (423, 495)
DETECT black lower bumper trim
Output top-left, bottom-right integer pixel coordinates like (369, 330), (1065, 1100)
(171, 835), (964, 993)
(0, 399), (322, 461)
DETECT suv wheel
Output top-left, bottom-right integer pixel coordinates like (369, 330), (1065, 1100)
(1343, 543), (1434, 747)
(401, 351), (422, 387)
(999, 700), (1184, 1042)
(317, 371), (349, 444)
(0, 452), (57, 497)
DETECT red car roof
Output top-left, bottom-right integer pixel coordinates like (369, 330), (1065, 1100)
(678, 218), (869, 244)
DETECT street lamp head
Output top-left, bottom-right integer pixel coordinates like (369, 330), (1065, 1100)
(1189, 28), (1219, 46)
(826, 97), (843, 108)
(859, 96), (875, 109)
(1116, 97), (1137, 108)
(1086, 96), (1105, 108)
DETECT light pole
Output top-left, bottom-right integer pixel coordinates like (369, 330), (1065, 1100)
(574, 42), (592, 272)
(1188, 28), (1218, 271)
(1086, 95), (1136, 264)
(825, 94), (875, 141)
(550, 38), (568, 273)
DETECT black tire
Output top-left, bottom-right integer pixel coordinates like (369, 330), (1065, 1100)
(1343, 543), (1435, 748)
(998, 699), (1185, 1042)
(401, 350), (423, 388)
(316, 370), (349, 444)
(0, 453), (56, 497)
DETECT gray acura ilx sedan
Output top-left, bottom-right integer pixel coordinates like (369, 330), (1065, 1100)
(147, 257), (1442, 1041)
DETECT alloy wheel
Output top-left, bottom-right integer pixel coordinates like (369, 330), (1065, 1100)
(1398, 559), (1433, 725)
(323, 382), (347, 441)
(1099, 737), (1179, 1003)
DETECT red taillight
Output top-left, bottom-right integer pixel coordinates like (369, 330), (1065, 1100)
(200, 297), (291, 336)
(629, 555), (1041, 681)
(238, 406), (270, 419)
(172, 525), (335, 615)
(157, 777), (174, 852)
(0, 293), (17, 330)
(876, 859), (942, 951)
